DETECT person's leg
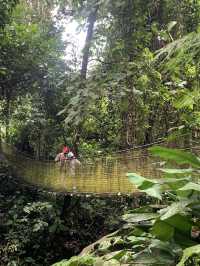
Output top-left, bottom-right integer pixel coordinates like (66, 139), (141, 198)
(69, 160), (75, 176)
(64, 160), (67, 172)
(60, 160), (64, 172)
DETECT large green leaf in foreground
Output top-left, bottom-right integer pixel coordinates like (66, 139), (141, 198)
(127, 173), (162, 199)
(178, 182), (200, 192)
(151, 220), (174, 241)
(150, 146), (200, 168)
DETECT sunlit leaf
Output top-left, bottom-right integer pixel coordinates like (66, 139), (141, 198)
(102, 250), (126, 261)
(122, 213), (159, 223)
(177, 245), (200, 266)
(158, 168), (193, 174)
(127, 173), (162, 199)
(160, 201), (191, 220)
(174, 94), (195, 110)
(127, 173), (156, 187)
(178, 182), (200, 192)
(150, 146), (200, 168)
(144, 184), (162, 200)
(167, 21), (177, 32)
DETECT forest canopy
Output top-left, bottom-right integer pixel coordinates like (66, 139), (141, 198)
(1, 0), (200, 159)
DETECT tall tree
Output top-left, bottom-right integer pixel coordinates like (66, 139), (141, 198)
(81, 4), (99, 79)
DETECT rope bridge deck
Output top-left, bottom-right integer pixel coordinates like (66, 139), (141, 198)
(2, 141), (198, 195)
(0, 142), (163, 194)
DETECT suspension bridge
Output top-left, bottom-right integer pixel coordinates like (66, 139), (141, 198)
(1, 140), (198, 195)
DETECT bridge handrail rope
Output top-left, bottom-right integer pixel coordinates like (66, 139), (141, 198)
(1, 137), (200, 164)
(1, 138), (166, 162)
(1, 138), (200, 194)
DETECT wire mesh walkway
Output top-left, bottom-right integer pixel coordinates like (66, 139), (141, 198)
(0, 142), (161, 194)
(1, 141), (199, 194)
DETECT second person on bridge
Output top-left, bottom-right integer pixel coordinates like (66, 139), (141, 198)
(55, 145), (81, 175)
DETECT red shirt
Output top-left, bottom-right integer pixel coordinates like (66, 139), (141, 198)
(63, 146), (70, 153)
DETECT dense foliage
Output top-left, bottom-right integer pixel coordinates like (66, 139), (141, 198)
(54, 146), (200, 265)
(1, 0), (200, 157)
(1, 0), (200, 265)
(0, 0), (67, 158)
(0, 0), (18, 28)
(0, 159), (147, 265)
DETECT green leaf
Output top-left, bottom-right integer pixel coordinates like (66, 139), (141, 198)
(128, 173), (162, 199)
(167, 21), (177, 32)
(143, 184), (162, 200)
(102, 250), (126, 261)
(52, 255), (96, 266)
(149, 239), (181, 256)
(57, 108), (67, 116)
(174, 94), (195, 110)
(178, 182), (200, 192)
(150, 146), (200, 168)
(132, 249), (174, 265)
(175, 231), (198, 248)
(151, 220), (174, 241)
(127, 236), (147, 244)
(160, 201), (191, 220)
(127, 173), (156, 187)
(112, 236), (124, 246)
(158, 168), (193, 174)
(98, 240), (112, 252)
(177, 245), (200, 266)
(165, 214), (192, 234)
(122, 213), (159, 223)
(130, 227), (145, 237)
(165, 177), (191, 190)
(102, 259), (120, 266)
(128, 206), (154, 213)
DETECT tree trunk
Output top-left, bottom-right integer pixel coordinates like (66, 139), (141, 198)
(73, 5), (99, 155)
(80, 6), (98, 79)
